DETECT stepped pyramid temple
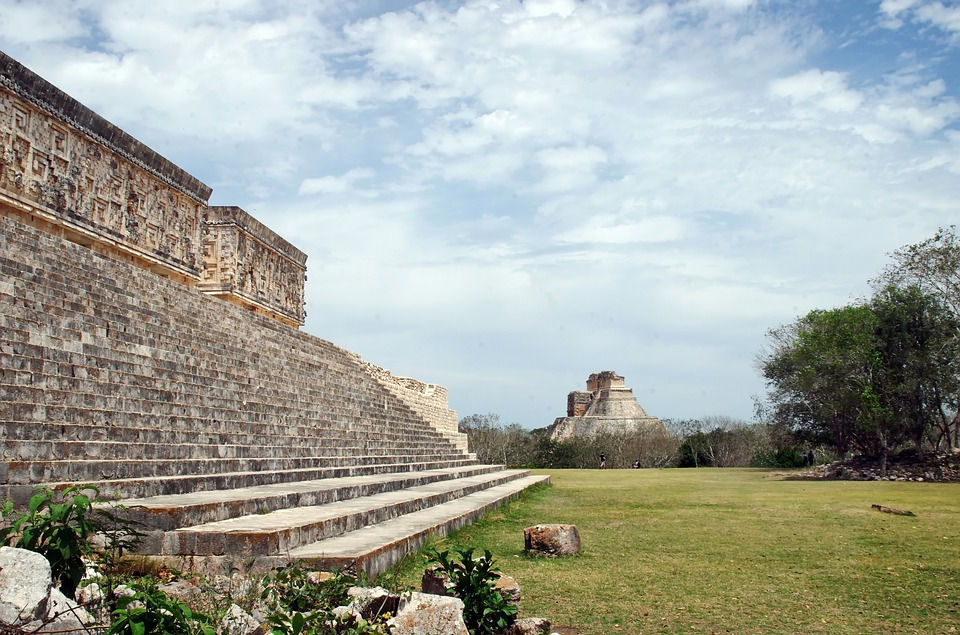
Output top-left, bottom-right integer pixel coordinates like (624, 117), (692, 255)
(547, 371), (664, 440)
(0, 51), (547, 577)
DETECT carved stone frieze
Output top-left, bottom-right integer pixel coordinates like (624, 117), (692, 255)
(0, 52), (211, 278)
(200, 206), (306, 326)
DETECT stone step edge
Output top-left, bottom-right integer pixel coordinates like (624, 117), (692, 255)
(112, 464), (508, 531)
(3, 459), (481, 503)
(158, 469), (532, 556)
(292, 475), (551, 579)
(138, 475), (550, 580)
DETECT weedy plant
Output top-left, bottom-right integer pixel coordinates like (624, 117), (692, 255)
(425, 547), (518, 635)
(258, 563), (387, 634)
(107, 577), (215, 635)
(0, 485), (138, 599)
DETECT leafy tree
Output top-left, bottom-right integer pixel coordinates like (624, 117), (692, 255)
(760, 286), (960, 470)
(760, 305), (880, 458)
(871, 285), (960, 451)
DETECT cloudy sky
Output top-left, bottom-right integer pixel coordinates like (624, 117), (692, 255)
(3, 0), (958, 427)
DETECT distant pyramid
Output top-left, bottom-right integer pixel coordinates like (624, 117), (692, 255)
(547, 371), (665, 440)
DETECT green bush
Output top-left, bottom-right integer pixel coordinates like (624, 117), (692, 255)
(0, 485), (135, 599)
(751, 447), (808, 468)
(259, 563), (386, 634)
(426, 547), (517, 635)
(108, 577), (215, 635)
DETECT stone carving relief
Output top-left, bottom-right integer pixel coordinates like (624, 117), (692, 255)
(0, 87), (203, 275)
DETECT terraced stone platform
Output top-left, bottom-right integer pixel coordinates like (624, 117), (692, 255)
(1, 214), (548, 578)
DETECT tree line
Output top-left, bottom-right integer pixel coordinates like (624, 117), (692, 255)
(464, 227), (959, 471)
(459, 413), (811, 469)
(758, 226), (959, 472)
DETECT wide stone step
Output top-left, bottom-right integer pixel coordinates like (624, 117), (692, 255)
(2, 438), (458, 461)
(289, 475), (551, 579)
(117, 464), (507, 532)
(4, 458), (481, 502)
(158, 469), (532, 556)
(6, 452), (472, 484)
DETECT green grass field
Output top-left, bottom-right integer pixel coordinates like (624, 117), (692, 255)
(388, 469), (960, 634)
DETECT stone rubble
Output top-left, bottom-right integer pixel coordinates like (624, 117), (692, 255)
(803, 450), (960, 482)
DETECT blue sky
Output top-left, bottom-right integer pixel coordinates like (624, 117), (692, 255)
(3, 0), (958, 428)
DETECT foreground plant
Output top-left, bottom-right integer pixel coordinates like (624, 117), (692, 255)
(107, 577), (215, 635)
(426, 547), (517, 635)
(0, 485), (137, 599)
(259, 563), (386, 634)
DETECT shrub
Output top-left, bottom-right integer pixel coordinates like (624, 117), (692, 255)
(426, 547), (517, 635)
(0, 485), (136, 599)
(107, 577), (215, 635)
(259, 563), (386, 634)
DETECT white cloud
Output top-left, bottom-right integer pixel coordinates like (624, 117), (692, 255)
(299, 168), (376, 195)
(3, 0), (959, 424)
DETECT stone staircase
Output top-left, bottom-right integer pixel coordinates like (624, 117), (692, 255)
(0, 215), (549, 577)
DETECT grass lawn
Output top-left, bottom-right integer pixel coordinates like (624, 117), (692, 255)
(386, 468), (960, 634)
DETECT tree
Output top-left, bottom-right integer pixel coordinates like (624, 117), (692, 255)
(877, 226), (960, 447)
(880, 225), (960, 322)
(871, 285), (960, 451)
(760, 286), (960, 470)
(760, 305), (881, 458)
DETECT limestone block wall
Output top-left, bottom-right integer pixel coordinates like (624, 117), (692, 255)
(349, 355), (469, 453)
(200, 206), (307, 327)
(0, 51), (211, 281)
(0, 214), (472, 501)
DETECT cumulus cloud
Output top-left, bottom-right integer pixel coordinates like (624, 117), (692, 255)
(2, 0), (958, 423)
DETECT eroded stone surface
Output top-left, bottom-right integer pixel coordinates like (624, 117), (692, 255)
(0, 546), (52, 624)
(524, 524), (581, 556)
(387, 592), (469, 635)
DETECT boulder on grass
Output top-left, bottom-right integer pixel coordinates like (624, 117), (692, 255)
(524, 525), (581, 556)
(495, 574), (521, 603)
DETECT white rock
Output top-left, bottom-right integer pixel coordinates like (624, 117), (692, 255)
(0, 546), (52, 624)
(220, 603), (263, 635)
(44, 587), (94, 632)
(387, 592), (468, 635)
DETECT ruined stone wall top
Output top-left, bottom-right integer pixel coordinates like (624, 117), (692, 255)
(0, 50), (211, 278)
(203, 206), (306, 267)
(586, 371), (624, 392)
(199, 206), (307, 326)
(0, 51), (210, 203)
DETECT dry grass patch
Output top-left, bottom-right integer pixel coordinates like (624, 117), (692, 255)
(386, 468), (960, 634)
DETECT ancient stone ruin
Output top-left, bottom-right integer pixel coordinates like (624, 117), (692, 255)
(547, 371), (664, 440)
(0, 50), (548, 577)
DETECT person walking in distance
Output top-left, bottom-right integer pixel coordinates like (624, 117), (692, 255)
(599, 452), (606, 469)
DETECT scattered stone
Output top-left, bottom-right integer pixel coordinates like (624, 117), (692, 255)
(421, 564), (452, 596)
(871, 504), (916, 516)
(495, 574), (521, 603)
(504, 616), (553, 635)
(344, 585), (399, 620)
(524, 524), (581, 556)
(387, 592), (469, 635)
(306, 570), (335, 585)
(76, 581), (104, 606)
(220, 603), (266, 635)
(800, 451), (960, 482)
(0, 546), (52, 624)
(43, 587), (94, 633)
(159, 579), (202, 601)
